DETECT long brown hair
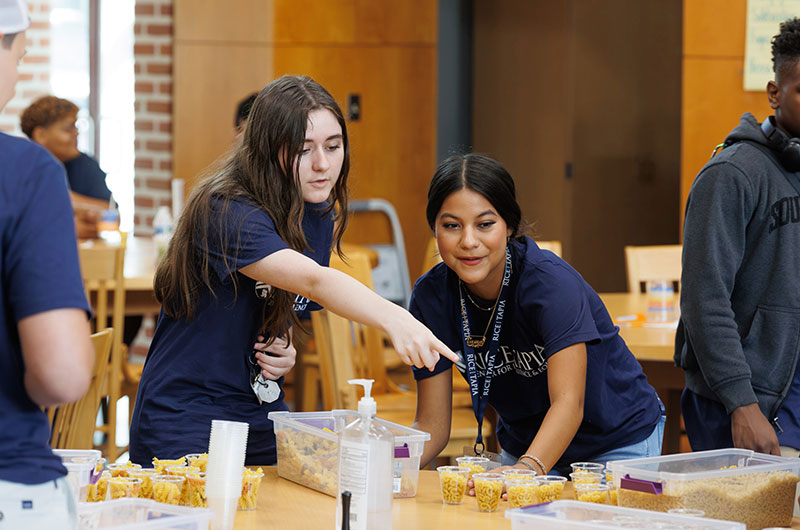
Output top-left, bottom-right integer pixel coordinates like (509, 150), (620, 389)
(155, 75), (350, 343)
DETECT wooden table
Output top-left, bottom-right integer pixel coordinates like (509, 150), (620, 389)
(599, 293), (684, 455)
(234, 467), (800, 529)
(79, 236), (159, 316)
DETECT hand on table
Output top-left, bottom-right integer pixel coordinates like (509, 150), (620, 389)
(252, 334), (296, 380)
(731, 403), (781, 455)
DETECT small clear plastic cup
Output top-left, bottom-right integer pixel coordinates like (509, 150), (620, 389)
(569, 471), (603, 499)
(501, 468), (537, 484)
(472, 472), (504, 512)
(238, 467), (264, 511)
(570, 462), (605, 473)
(165, 465), (193, 505)
(128, 468), (158, 499)
(534, 475), (567, 503)
(152, 475), (185, 505)
(107, 476), (142, 499)
(107, 462), (142, 478)
(575, 482), (610, 504)
(187, 472), (207, 508)
(185, 452), (209, 473)
(86, 471), (110, 502)
(437, 466), (470, 505)
(506, 478), (538, 508)
(455, 456), (490, 479)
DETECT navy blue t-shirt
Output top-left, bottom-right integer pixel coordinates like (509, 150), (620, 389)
(411, 238), (661, 468)
(0, 133), (89, 484)
(63, 152), (112, 202)
(129, 200), (332, 466)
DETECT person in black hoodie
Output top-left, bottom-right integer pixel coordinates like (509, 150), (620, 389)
(676, 17), (800, 457)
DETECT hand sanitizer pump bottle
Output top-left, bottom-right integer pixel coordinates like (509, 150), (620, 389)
(335, 379), (393, 530)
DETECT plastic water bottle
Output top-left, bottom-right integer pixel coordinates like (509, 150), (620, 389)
(335, 379), (393, 530)
(153, 206), (173, 260)
(646, 280), (676, 322)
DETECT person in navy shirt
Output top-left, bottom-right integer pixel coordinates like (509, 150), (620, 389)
(129, 75), (457, 466)
(0, 2), (94, 527)
(20, 95), (114, 239)
(411, 154), (664, 478)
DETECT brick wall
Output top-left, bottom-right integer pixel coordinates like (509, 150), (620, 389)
(133, 0), (173, 235)
(0, 0), (51, 134)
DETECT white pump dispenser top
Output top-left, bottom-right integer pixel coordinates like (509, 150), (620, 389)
(349, 378), (377, 417)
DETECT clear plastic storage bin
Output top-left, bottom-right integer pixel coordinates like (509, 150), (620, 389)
(506, 499), (745, 530)
(54, 449), (102, 502)
(78, 498), (213, 529)
(268, 410), (429, 497)
(607, 448), (800, 530)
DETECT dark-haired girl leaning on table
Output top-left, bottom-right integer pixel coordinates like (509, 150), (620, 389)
(411, 153), (665, 480)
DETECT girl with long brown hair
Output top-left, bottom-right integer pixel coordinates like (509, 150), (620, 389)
(130, 76), (455, 465)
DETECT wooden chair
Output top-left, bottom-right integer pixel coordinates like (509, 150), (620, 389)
(310, 307), (492, 458)
(624, 245), (682, 293)
(536, 240), (562, 257)
(48, 329), (113, 449)
(79, 243), (126, 459)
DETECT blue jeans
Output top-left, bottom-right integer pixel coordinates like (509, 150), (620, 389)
(501, 408), (667, 476)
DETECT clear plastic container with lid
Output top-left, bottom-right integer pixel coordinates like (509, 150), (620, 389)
(607, 448), (800, 530)
(53, 449), (101, 502)
(78, 498), (213, 529)
(268, 407), (429, 498)
(505, 500), (745, 530)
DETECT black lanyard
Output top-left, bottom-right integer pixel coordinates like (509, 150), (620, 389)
(458, 247), (512, 455)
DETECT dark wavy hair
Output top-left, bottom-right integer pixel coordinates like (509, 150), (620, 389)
(20, 95), (79, 138)
(156, 75), (350, 343)
(426, 153), (527, 241)
(772, 17), (800, 80)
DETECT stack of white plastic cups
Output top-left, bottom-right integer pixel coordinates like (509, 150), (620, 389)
(206, 420), (249, 530)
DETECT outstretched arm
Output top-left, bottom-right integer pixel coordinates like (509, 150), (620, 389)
(240, 248), (458, 370)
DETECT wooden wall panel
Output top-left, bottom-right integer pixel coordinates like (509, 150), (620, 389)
(680, 0), (769, 224)
(683, 0), (746, 56)
(173, 0), (437, 285)
(472, 0), (571, 252)
(172, 44), (273, 187)
(174, 0), (276, 43)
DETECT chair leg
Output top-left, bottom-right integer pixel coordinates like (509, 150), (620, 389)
(302, 365), (320, 412)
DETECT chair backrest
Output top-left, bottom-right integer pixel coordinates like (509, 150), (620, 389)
(421, 237), (440, 276)
(79, 243), (126, 459)
(536, 240), (562, 257)
(328, 251), (395, 395)
(49, 329), (112, 449)
(311, 309), (362, 410)
(624, 244), (682, 293)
